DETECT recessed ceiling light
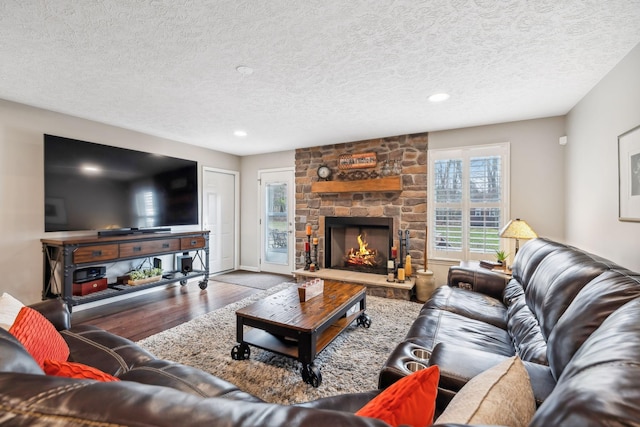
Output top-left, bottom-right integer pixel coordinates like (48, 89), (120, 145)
(236, 66), (254, 76)
(428, 93), (450, 103)
(234, 130), (248, 137)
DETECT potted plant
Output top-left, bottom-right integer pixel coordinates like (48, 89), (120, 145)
(127, 267), (163, 286)
(495, 250), (509, 266)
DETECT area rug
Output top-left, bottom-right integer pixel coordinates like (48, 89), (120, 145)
(138, 282), (422, 404)
(211, 270), (293, 290)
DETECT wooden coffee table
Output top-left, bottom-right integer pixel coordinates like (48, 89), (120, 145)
(231, 281), (371, 387)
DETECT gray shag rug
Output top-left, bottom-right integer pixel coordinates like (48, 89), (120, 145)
(138, 282), (422, 404)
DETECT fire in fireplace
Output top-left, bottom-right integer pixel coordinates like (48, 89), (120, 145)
(325, 217), (393, 275)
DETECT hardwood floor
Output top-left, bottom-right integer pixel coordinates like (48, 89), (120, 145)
(72, 280), (261, 342)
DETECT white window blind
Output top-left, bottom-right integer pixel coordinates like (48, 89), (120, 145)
(428, 143), (510, 261)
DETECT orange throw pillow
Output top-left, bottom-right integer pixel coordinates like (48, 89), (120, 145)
(356, 365), (439, 427)
(43, 359), (120, 382)
(8, 306), (70, 367)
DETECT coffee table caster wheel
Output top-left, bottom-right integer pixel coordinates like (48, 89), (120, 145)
(231, 343), (250, 360)
(199, 280), (208, 290)
(180, 279), (187, 286)
(357, 313), (372, 328)
(301, 364), (322, 387)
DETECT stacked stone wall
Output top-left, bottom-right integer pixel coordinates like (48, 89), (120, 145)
(295, 132), (428, 271)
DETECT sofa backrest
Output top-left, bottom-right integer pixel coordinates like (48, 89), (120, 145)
(529, 298), (640, 427)
(546, 269), (640, 381)
(505, 238), (622, 366)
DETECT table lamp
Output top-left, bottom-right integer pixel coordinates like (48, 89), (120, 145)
(499, 218), (537, 254)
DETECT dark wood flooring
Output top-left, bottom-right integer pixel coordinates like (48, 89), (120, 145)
(72, 280), (261, 342)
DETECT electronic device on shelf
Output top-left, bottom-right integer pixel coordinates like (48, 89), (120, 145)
(73, 266), (106, 283)
(44, 134), (198, 235)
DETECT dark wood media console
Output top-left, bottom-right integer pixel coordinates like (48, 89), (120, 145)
(42, 230), (210, 308)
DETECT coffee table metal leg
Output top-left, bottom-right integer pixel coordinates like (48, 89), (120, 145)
(301, 363), (322, 387)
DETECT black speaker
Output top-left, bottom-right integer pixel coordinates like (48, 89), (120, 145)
(179, 256), (192, 274)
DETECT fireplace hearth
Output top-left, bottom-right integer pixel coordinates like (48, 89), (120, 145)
(324, 217), (393, 275)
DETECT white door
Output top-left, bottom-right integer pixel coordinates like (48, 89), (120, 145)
(259, 168), (294, 275)
(202, 168), (238, 274)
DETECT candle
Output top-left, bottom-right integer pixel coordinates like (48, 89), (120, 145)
(309, 263), (316, 272)
(387, 272), (395, 282)
(405, 255), (412, 277)
(397, 268), (405, 281)
(313, 237), (318, 245)
(391, 246), (398, 259)
(306, 224), (312, 235)
(304, 242), (310, 252)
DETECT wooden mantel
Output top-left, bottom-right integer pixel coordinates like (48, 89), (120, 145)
(311, 176), (401, 193)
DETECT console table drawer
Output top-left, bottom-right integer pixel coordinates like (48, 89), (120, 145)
(181, 236), (206, 250)
(120, 239), (180, 258)
(73, 244), (119, 263)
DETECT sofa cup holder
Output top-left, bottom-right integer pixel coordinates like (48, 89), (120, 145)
(404, 361), (427, 373)
(411, 348), (431, 361)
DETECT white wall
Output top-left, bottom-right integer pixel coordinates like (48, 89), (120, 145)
(565, 42), (640, 271)
(0, 100), (240, 304)
(239, 151), (296, 270)
(428, 116), (567, 243)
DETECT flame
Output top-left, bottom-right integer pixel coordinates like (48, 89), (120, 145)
(346, 234), (379, 267)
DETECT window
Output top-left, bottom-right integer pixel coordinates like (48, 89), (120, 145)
(428, 143), (510, 261)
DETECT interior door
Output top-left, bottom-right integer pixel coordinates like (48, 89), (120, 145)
(259, 168), (294, 275)
(202, 167), (238, 274)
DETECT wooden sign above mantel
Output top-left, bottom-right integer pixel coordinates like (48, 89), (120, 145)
(338, 152), (377, 170)
(311, 176), (401, 193)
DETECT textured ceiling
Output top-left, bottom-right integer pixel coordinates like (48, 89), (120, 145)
(1, 1), (639, 156)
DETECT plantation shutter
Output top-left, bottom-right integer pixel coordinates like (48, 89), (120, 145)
(428, 143), (510, 261)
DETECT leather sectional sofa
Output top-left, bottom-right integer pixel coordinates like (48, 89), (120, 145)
(2, 237), (639, 425)
(379, 237), (640, 426)
(0, 297), (392, 426)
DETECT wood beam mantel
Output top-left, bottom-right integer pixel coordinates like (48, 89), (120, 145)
(311, 176), (401, 194)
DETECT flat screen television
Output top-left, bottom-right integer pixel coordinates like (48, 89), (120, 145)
(44, 134), (198, 234)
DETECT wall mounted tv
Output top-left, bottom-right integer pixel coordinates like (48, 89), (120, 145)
(44, 134), (198, 235)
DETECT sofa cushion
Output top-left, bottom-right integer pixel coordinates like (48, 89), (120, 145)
(8, 306), (69, 367)
(405, 309), (514, 357)
(43, 359), (120, 382)
(530, 298), (640, 426)
(434, 356), (536, 427)
(62, 325), (156, 376)
(0, 292), (24, 330)
(356, 365), (439, 427)
(422, 286), (508, 329)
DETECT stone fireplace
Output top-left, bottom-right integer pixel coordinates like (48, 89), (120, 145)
(324, 216), (393, 275)
(294, 132), (428, 299)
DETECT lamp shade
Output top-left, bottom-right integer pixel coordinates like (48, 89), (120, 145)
(499, 219), (538, 240)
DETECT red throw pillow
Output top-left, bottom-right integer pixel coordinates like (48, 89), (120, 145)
(43, 359), (120, 382)
(8, 306), (70, 367)
(356, 365), (439, 427)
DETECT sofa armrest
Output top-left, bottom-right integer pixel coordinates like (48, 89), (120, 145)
(29, 298), (71, 331)
(447, 266), (509, 300)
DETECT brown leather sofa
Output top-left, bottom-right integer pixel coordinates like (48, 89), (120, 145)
(378, 237), (640, 426)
